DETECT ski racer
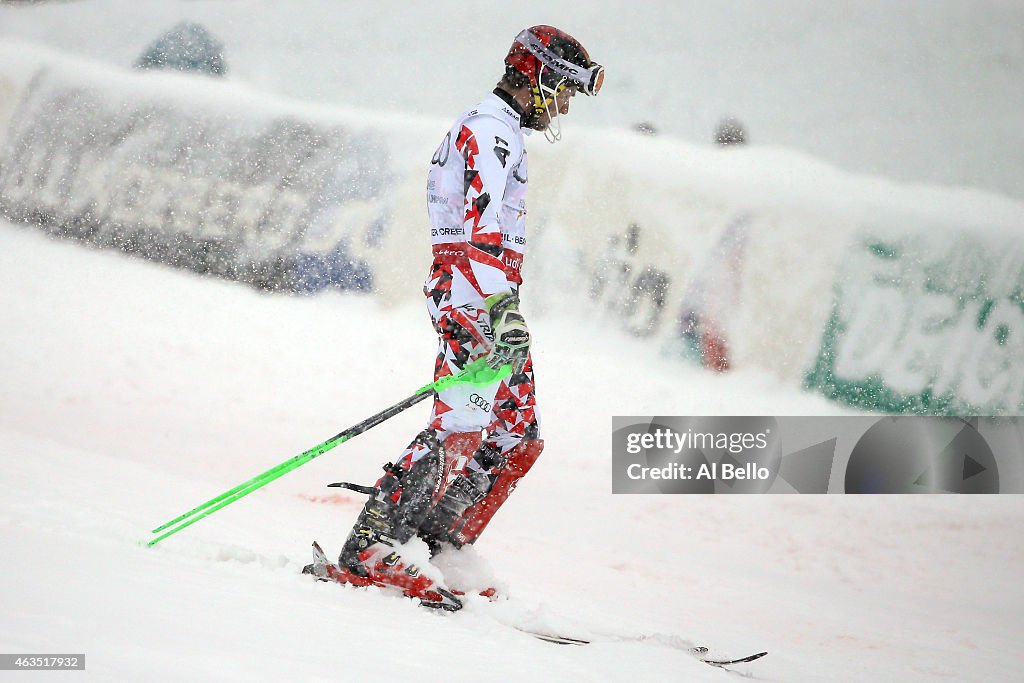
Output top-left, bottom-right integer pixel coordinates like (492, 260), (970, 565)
(310, 25), (604, 611)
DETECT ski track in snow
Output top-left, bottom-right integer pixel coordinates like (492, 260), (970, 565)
(3, 225), (1024, 681)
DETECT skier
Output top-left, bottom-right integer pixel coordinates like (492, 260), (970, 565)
(307, 26), (603, 610)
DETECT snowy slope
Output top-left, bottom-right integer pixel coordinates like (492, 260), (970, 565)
(3, 224), (1024, 682)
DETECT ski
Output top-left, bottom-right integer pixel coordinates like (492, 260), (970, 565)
(515, 628), (591, 646)
(304, 543), (766, 668)
(700, 651), (769, 667)
(514, 628), (767, 667)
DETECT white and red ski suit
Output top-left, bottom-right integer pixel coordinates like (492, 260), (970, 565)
(386, 90), (544, 544)
(424, 91), (537, 445)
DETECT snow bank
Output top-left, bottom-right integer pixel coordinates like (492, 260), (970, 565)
(2, 43), (1023, 413)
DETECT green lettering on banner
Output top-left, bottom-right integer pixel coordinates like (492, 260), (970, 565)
(805, 233), (1024, 415)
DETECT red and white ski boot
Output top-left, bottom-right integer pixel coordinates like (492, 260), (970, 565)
(304, 541), (463, 611)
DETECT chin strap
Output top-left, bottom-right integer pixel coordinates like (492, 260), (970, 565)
(531, 65), (568, 144)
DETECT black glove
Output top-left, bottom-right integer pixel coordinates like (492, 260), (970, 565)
(485, 292), (531, 374)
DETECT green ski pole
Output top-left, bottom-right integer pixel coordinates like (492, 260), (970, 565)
(147, 359), (510, 547)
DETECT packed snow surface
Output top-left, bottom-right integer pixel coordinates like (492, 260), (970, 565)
(2, 225), (1023, 681)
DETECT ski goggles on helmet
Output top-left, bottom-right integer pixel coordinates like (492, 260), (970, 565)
(515, 29), (605, 97)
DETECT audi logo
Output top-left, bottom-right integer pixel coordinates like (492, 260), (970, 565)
(468, 393), (492, 411)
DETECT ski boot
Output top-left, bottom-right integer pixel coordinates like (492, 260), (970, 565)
(334, 431), (464, 610)
(417, 441), (501, 554)
(421, 438), (544, 549)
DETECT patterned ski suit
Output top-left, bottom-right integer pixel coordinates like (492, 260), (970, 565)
(394, 90), (540, 481)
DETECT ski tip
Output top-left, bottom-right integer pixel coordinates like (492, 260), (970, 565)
(310, 541), (330, 564)
(515, 627), (591, 646)
(701, 651), (768, 667)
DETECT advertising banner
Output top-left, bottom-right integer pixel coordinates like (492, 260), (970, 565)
(806, 234), (1024, 415)
(0, 68), (391, 292)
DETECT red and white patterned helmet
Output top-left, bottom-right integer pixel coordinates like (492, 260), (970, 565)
(505, 25), (604, 98)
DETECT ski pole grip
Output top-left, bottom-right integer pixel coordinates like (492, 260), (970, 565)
(417, 358), (512, 395)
